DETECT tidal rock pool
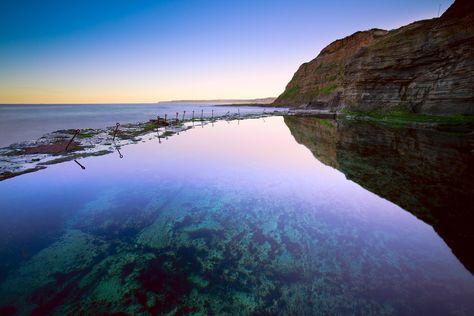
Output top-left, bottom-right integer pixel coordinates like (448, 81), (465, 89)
(0, 116), (473, 315)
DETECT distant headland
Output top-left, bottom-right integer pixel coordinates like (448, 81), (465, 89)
(158, 97), (276, 105)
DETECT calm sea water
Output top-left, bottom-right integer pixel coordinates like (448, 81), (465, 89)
(0, 103), (277, 147)
(0, 116), (473, 315)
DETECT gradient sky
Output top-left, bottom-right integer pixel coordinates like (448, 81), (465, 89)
(0, 0), (453, 104)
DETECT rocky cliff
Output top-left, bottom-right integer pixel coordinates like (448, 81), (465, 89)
(274, 0), (474, 115)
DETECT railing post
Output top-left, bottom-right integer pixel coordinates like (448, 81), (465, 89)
(112, 123), (120, 141)
(65, 129), (80, 151)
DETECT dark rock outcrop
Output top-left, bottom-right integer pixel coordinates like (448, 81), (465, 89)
(284, 116), (474, 273)
(274, 0), (474, 115)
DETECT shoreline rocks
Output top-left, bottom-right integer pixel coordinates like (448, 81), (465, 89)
(0, 111), (286, 181)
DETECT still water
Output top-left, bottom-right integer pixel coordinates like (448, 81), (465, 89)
(0, 116), (473, 315)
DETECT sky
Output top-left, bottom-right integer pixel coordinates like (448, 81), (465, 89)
(0, 0), (453, 104)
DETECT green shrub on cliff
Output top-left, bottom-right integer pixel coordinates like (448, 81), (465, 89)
(279, 86), (300, 100)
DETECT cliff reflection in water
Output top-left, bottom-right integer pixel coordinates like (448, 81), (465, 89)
(284, 116), (474, 273)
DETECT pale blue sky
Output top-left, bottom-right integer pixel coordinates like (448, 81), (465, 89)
(0, 0), (453, 103)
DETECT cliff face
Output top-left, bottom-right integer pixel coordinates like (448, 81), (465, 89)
(274, 0), (474, 115)
(284, 116), (474, 273)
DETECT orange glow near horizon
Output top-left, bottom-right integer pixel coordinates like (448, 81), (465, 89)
(0, 1), (447, 104)
(0, 67), (286, 104)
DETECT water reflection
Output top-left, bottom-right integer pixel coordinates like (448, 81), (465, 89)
(0, 117), (473, 314)
(115, 146), (124, 159)
(73, 160), (86, 170)
(284, 116), (474, 273)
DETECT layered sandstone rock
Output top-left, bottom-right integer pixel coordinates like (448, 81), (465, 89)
(274, 0), (474, 115)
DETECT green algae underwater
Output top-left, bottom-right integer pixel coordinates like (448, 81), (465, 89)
(0, 117), (473, 315)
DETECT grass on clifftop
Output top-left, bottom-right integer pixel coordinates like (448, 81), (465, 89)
(341, 109), (474, 126)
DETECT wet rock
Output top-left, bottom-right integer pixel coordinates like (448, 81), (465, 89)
(21, 141), (82, 155)
(0, 112), (286, 181)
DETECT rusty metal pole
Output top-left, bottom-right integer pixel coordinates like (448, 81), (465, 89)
(112, 123), (120, 141)
(175, 112), (179, 123)
(201, 109), (203, 120)
(211, 109), (214, 120)
(65, 129), (80, 151)
(157, 115), (161, 141)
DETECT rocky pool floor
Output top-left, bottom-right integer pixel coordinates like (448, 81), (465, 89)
(0, 116), (473, 315)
